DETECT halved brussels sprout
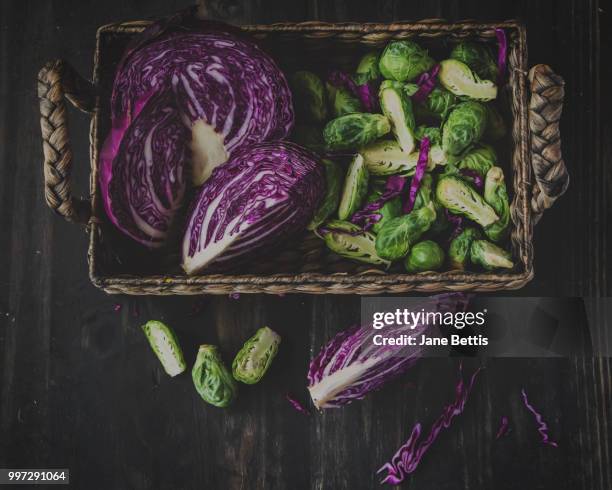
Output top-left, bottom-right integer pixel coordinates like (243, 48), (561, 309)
(323, 220), (391, 266)
(379, 41), (435, 82)
(338, 154), (369, 220)
(323, 113), (391, 150)
(457, 144), (497, 179)
(442, 101), (488, 156)
(450, 42), (498, 81)
(192, 345), (237, 408)
(405, 240), (445, 272)
(470, 239), (513, 270)
(436, 175), (498, 227)
(232, 326), (281, 384)
(291, 124), (326, 153)
(439, 59), (497, 101)
(309, 159), (344, 231)
(375, 202), (437, 261)
(142, 320), (186, 377)
(448, 227), (481, 270)
(360, 140), (442, 176)
(483, 166), (511, 242)
(291, 71), (328, 122)
(354, 51), (381, 85)
(379, 83), (417, 154)
(326, 82), (362, 117)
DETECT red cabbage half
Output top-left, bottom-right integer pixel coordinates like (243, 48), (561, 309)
(182, 141), (324, 274)
(100, 21), (293, 247)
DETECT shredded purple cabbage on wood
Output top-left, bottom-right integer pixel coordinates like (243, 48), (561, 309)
(377, 363), (482, 485)
(403, 137), (430, 214)
(351, 175), (407, 230)
(495, 415), (510, 439)
(495, 28), (507, 86)
(520, 389), (558, 447)
(285, 394), (311, 415)
(412, 64), (441, 103)
(459, 168), (484, 190)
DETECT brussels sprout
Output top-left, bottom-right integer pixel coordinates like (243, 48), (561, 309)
(291, 71), (328, 122)
(413, 173), (434, 210)
(448, 227), (481, 270)
(415, 126), (442, 145)
(360, 140), (415, 175)
(438, 59), (497, 101)
(141, 320), (186, 377)
(450, 42), (498, 81)
(323, 113), (391, 150)
(365, 190), (403, 234)
(375, 202), (437, 261)
(405, 240), (445, 272)
(291, 124), (326, 153)
(415, 87), (458, 121)
(379, 83), (417, 154)
(309, 159), (344, 231)
(379, 41), (435, 82)
(338, 154), (369, 220)
(436, 175), (499, 227)
(457, 144), (497, 179)
(470, 239), (513, 270)
(484, 105), (507, 142)
(354, 51), (381, 85)
(192, 345), (237, 408)
(232, 326), (281, 384)
(442, 101), (488, 156)
(326, 82), (362, 117)
(323, 220), (391, 266)
(483, 166), (511, 242)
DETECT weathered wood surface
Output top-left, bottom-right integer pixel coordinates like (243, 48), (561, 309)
(0, 0), (610, 489)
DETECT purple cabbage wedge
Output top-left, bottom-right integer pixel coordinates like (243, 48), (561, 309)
(100, 19), (293, 247)
(307, 293), (469, 409)
(100, 91), (189, 247)
(182, 142), (324, 274)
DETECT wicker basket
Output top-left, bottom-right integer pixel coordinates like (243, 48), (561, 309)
(37, 12), (569, 295)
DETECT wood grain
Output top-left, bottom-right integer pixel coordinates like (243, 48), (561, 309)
(0, 0), (610, 489)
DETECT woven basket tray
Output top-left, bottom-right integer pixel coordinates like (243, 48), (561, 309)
(37, 12), (569, 295)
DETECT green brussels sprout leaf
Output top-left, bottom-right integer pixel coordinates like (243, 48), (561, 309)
(326, 82), (362, 117)
(309, 159), (344, 231)
(192, 345), (237, 408)
(483, 166), (511, 242)
(457, 144), (497, 179)
(354, 51), (381, 85)
(450, 42), (498, 81)
(448, 227), (481, 270)
(232, 326), (281, 384)
(291, 71), (328, 122)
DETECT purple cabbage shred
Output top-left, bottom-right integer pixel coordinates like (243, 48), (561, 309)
(445, 208), (464, 241)
(378, 363), (482, 485)
(495, 28), (507, 86)
(459, 168), (484, 190)
(351, 175), (407, 231)
(412, 64), (441, 103)
(404, 137), (430, 214)
(520, 389), (558, 447)
(229, 292), (240, 300)
(495, 415), (510, 439)
(285, 394), (311, 415)
(328, 70), (377, 113)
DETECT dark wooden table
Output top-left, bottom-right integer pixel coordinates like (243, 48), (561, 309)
(1, 1), (610, 488)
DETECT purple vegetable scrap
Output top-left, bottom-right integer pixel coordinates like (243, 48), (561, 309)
(285, 394), (310, 415)
(404, 137), (430, 214)
(495, 28), (507, 86)
(520, 389), (558, 447)
(459, 168), (484, 190)
(377, 363), (482, 484)
(351, 175), (407, 231)
(495, 415), (510, 439)
(412, 64), (441, 103)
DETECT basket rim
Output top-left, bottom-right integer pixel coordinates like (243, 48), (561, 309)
(88, 18), (534, 294)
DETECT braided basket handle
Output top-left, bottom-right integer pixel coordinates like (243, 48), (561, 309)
(38, 60), (96, 225)
(528, 64), (569, 225)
